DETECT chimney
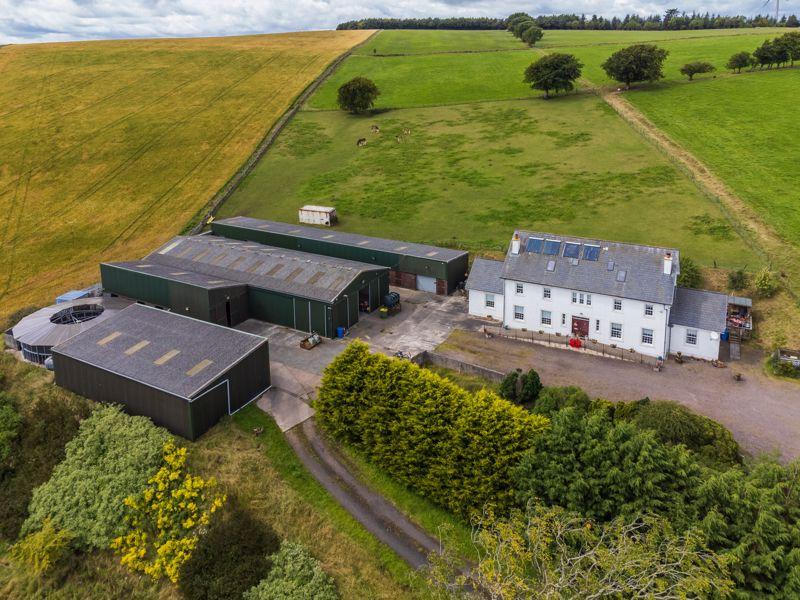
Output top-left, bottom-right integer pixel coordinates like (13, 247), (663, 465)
(663, 252), (673, 275)
(511, 233), (520, 255)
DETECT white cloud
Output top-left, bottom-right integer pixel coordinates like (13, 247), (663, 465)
(0, 0), (784, 44)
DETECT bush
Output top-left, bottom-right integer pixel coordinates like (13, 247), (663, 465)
(112, 442), (226, 583)
(336, 77), (379, 114)
(9, 518), (74, 577)
(530, 386), (592, 417)
(727, 269), (749, 291)
(630, 401), (741, 469)
(677, 257), (702, 288)
(0, 391), (21, 468)
(753, 267), (779, 298)
(22, 405), (171, 549)
(178, 497), (280, 600)
(244, 541), (338, 600)
(513, 407), (702, 524)
(316, 341), (549, 517)
(499, 369), (543, 405)
(498, 370), (520, 402)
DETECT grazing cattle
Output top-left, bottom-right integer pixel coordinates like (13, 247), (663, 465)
(357, 138), (367, 147)
(371, 125), (380, 133)
(395, 135), (402, 143)
(403, 128), (411, 135)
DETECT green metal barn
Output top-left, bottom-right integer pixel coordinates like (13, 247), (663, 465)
(51, 304), (270, 440)
(102, 235), (389, 337)
(211, 217), (469, 294)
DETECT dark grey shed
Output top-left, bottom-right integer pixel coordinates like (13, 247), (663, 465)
(51, 304), (270, 440)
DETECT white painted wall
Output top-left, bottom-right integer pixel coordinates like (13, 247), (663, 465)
(468, 289), (505, 321)
(669, 324), (720, 361)
(501, 279), (670, 358)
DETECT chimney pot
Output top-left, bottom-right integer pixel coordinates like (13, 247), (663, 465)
(663, 252), (673, 275)
(511, 233), (521, 255)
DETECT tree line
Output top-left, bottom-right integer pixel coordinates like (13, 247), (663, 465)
(727, 31), (800, 71)
(338, 11), (799, 31)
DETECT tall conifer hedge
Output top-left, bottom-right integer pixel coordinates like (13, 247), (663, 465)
(315, 341), (549, 517)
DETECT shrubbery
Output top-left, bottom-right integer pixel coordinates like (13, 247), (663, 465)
(513, 407), (702, 524)
(754, 267), (779, 298)
(178, 497), (280, 600)
(676, 256), (702, 288)
(9, 518), (74, 577)
(499, 368), (542, 406)
(0, 391), (21, 468)
(727, 268), (749, 291)
(22, 405), (171, 548)
(244, 541), (338, 600)
(316, 341), (549, 517)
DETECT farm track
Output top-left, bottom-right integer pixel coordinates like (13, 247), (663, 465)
(595, 85), (795, 297)
(195, 30), (379, 231)
(285, 418), (440, 570)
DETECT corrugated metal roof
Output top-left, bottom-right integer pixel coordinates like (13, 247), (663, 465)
(52, 304), (267, 399)
(502, 231), (679, 306)
(147, 235), (387, 303)
(11, 297), (131, 348)
(216, 216), (468, 263)
(465, 258), (505, 294)
(728, 295), (752, 308)
(104, 262), (245, 291)
(670, 287), (728, 332)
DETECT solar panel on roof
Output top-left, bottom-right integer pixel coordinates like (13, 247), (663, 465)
(583, 245), (601, 261)
(616, 270), (627, 282)
(526, 238), (543, 253)
(543, 240), (561, 255)
(563, 242), (581, 258)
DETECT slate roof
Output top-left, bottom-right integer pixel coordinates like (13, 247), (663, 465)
(52, 304), (267, 399)
(502, 231), (679, 306)
(669, 287), (728, 332)
(103, 262), (245, 290)
(465, 258), (505, 294)
(215, 216), (468, 263)
(145, 235), (387, 303)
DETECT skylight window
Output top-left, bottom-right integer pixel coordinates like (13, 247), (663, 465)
(583, 245), (601, 261)
(616, 270), (627, 282)
(543, 240), (561, 255)
(563, 242), (581, 259)
(607, 260), (615, 271)
(546, 260), (556, 272)
(526, 237), (543, 253)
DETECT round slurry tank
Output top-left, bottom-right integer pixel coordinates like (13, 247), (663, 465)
(11, 296), (130, 365)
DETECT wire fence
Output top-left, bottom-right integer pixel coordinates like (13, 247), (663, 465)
(482, 324), (662, 368)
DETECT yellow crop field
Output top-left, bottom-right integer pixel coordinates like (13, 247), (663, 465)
(0, 31), (372, 321)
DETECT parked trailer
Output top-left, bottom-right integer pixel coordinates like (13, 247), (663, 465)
(299, 205), (337, 227)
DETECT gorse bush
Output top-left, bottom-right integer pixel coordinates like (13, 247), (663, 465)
(244, 541), (338, 600)
(9, 518), (74, 577)
(22, 405), (171, 549)
(754, 267), (779, 298)
(316, 341), (549, 517)
(178, 497), (280, 600)
(513, 407), (702, 524)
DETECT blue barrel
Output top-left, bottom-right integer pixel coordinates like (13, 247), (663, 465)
(336, 326), (346, 339)
(721, 329), (729, 341)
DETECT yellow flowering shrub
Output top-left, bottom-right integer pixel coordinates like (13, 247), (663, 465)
(111, 442), (226, 583)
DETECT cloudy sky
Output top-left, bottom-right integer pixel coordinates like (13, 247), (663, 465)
(0, 1), (785, 44)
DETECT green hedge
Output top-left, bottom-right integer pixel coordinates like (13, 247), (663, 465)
(315, 341), (549, 517)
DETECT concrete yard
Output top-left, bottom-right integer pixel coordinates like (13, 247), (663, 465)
(438, 329), (800, 461)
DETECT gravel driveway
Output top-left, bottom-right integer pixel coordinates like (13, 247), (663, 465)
(439, 330), (800, 461)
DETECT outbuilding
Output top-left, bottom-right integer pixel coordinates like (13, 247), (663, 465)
(211, 216), (469, 295)
(668, 287), (728, 361)
(52, 304), (270, 440)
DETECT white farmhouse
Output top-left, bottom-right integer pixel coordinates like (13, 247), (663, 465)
(466, 231), (729, 361)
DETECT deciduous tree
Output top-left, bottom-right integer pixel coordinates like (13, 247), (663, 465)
(336, 77), (380, 114)
(680, 61), (716, 80)
(519, 24), (544, 46)
(726, 51), (754, 73)
(523, 53), (582, 97)
(602, 44), (669, 88)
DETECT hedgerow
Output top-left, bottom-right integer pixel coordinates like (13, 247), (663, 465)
(315, 341), (549, 517)
(22, 405), (171, 549)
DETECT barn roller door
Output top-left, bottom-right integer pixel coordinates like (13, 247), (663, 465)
(417, 275), (436, 293)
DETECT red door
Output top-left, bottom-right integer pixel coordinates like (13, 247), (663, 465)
(571, 317), (589, 337)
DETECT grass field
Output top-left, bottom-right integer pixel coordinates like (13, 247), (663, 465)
(539, 27), (784, 48)
(223, 90), (759, 268)
(353, 29), (526, 55)
(0, 30), (372, 323)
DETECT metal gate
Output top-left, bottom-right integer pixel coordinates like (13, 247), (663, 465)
(416, 275), (436, 293)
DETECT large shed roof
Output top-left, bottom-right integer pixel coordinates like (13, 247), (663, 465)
(215, 216), (468, 263)
(670, 287), (728, 332)
(502, 231), (679, 306)
(145, 235), (387, 303)
(52, 304), (267, 399)
(103, 261), (245, 291)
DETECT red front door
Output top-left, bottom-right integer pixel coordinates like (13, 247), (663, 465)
(571, 317), (589, 337)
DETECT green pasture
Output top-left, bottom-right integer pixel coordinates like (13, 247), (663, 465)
(353, 29), (526, 55)
(309, 50), (539, 109)
(554, 29), (783, 84)
(539, 27), (784, 48)
(221, 97), (759, 269)
(627, 69), (800, 251)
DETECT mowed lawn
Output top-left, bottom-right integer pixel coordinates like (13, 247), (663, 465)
(0, 30), (372, 321)
(353, 29), (526, 55)
(221, 97), (759, 268)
